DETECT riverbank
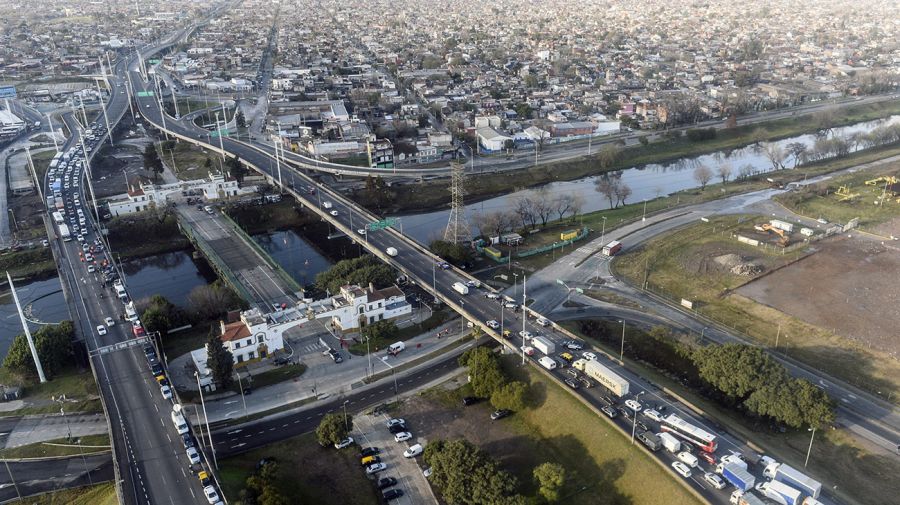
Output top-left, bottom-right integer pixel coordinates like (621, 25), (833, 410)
(0, 247), (57, 283)
(357, 100), (900, 214)
(105, 212), (191, 260)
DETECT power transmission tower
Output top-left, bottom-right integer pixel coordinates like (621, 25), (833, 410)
(443, 161), (472, 243)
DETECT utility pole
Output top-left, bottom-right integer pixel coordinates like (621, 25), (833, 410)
(194, 372), (217, 470)
(46, 114), (60, 153)
(7, 272), (46, 383)
(96, 82), (113, 146)
(443, 161), (472, 243)
(620, 320), (626, 363)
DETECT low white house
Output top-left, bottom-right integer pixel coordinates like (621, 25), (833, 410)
(477, 127), (512, 152)
(106, 173), (256, 217)
(310, 284), (412, 331)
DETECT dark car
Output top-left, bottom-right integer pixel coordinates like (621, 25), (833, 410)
(151, 363), (164, 376)
(462, 396), (480, 406)
(382, 489), (404, 501)
(329, 349), (343, 363)
(601, 405), (618, 418)
(490, 409), (511, 421)
(564, 378), (580, 390)
(143, 344), (155, 356)
(377, 477), (397, 490)
(388, 424), (408, 434)
(359, 447), (380, 458)
(181, 433), (194, 448)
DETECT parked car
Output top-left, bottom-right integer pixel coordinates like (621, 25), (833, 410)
(186, 447), (200, 465)
(394, 432), (412, 442)
(203, 486), (220, 504)
(490, 409), (511, 421)
(96, 325), (107, 336)
(377, 477), (397, 490)
(365, 462), (387, 475)
(388, 424), (408, 434)
(382, 489), (404, 501)
(462, 396), (480, 406)
(624, 399), (643, 412)
(160, 385), (173, 400)
(334, 437), (354, 449)
(386, 418), (406, 428)
(403, 444), (423, 458)
(359, 447), (380, 458)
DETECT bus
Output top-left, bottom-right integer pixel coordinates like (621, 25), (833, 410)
(51, 211), (64, 225)
(660, 414), (718, 453)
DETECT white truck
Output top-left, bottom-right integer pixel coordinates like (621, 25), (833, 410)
(452, 282), (469, 295)
(538, 356), (557, 370)
(531, 336), (555, 355)
(762, 458), (822, 499)
(583, 359), (630, 397)
(759, 480), (803, 505)
(58, 223), (71, 241)
(658, 432), (681, 453)
(171, 404), (189, 434)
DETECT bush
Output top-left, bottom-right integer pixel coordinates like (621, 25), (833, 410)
(424, 439), (524, 505)
(315, 256), (394, 295)
(3, 321), (75, 378)
(686, 127), (717, 142)
(429, 240), (473, 266)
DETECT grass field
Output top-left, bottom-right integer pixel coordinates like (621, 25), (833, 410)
(562, 320), (900, 505)
(162, 322), (214, 360)
(23, 483), (117, 505)
(415, 355), (701, 504)
(238, 363), (307, 391)
(0, 366), (102, 416)
(161, 140), (218, 180)
(0, 434), (110, 459)
(612, 215), (900, 403)
(218, 432), (380, 504)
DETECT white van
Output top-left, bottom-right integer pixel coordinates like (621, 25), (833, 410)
(323, 201), (333, 209)
(677, 451), (699, 468)
(171, 406), (189, 435)
(538, 356), (557, 370)
(388, 341), (405, 355)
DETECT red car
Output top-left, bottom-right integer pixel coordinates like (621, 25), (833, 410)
(132, 324), (146, 338)
(699, 451), (716, 465)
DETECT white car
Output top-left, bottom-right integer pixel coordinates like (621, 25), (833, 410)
(96, 325), (107, 336)
(703, 472), (726, 490)
(642, 409), (663, 422)
(671, 461), (691, 478)
(87, 265), (95, 273)
(485, 292), (501, 300)
(386, 418), (406, 428)
(334, 437), (354, 449)
(423, 467), (433, 478)
(486, 320), (500, 329)
(186, 446), (200, 464)
(624, 399), (642, 412)
(357, 228), (366, 235)
(329, 210), (339, 216)
(394, 432), (412, 442)
(203, 485), (220, 504)
(518, 330), (533, 340)
(520, 345), (534, 356)
(365, 462), (387, 474)
(403, 443), (423, 458)
(105, 317), (115, 327)
(160, 385), (173, 400)
(581, 352), (597, 361)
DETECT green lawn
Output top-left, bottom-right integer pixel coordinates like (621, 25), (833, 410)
(563, 320), (900, 505)
(163, 322), (215, 360)
(236, 363), (306, 392)
(0, 434), (110, 459)
(0, 366), (102, 416)
(23, 483), (117, 505)
(218, 432), (380, 505)
(496, 354), (701, 504)
(0, 247), (56, 281)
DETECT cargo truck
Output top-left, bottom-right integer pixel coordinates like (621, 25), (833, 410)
(452, 282), (469, 295)
(58, 223), (71, 241)
(582, 359), (630, 397)
(719, 462), (755, 492)
(763, 460), (822, 499)
(602, 240), (622, 256)
(636, 431), (661, 451)
(730, 490), (767, 505)
(760, 480), (803, 505)
(531, 336), (555, 355)
(658, 432), (681, 453)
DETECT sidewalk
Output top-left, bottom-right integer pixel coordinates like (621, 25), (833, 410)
(1, 413), (109, 449)
(177, 311), (469, 424)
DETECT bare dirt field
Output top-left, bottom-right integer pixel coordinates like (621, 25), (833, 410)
(737, 234), (900, 357)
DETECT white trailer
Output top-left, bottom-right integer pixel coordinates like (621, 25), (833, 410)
(452, 282), (469, 295)
(583, 360), (630, 397)
(531, 336), (555, 355)
(658, 432), (681, 453)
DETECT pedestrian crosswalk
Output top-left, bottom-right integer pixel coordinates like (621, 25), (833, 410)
(302, 341), (323, 353)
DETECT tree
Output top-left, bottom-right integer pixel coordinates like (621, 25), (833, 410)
(490, 381), (528, 411)
(614, 183), (632, 207)
(552, 194), (575, 221)
(513, 195), (537, 229)
(693, 165), (713, 190)
(228, 155), (248, 185)
(241, 460), (289, 505)
(716, 164), (732, 184)
(430, 240), (473, 265)
(140, 295), (178, 335)
(596, 143), (621, 169)
(459, 347), (507, 398)
(533, 462), (566, 503)
(692, 344), (784, 399)
(594, 177), (617, 209)
(316, 412), (353, 447)
(315, 256), (395, 295)
(785, 142), (807, 168)
(188, 281), (246, 320)
(738, 164), (755, 181)
(762, 142), (785, 170)
(424, 439), (524, 505)
(235, 110), (247, 129)
(3, 320), (75, 378)
(143, 143), (163, 181)
(203, 157), (213, 173)
(362, 320), (398, 342)
(206, 329), (234, 389)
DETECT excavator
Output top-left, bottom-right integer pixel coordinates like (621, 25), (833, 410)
(755, 223), (790, 246)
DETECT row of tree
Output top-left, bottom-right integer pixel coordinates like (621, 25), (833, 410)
(314, 256), (395, 295)
(235, 459), (289, 505)
(471, 188), (586, 238)
(429, 240), (473, 266)
(424, 439), (524, 505)
(3, 321), (75, 378)
(459, 347), (529, 413)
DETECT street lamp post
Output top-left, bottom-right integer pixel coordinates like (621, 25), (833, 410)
(805, 426), (817, 467)
(620, 320), (626, 362)
(642, 199), (648, 222)
(459, 300), (465, 337)
(342, 400), (350, 432)
(630, 391), (646, 444)
(235, 371), (247, 415)
(194, 371), (217, 470)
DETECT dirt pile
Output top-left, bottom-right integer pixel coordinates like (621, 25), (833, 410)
(714, 254), (764, 276)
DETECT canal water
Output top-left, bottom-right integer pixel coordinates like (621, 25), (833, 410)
(397, 115), (900, 242)
(252, 229), (335, 287)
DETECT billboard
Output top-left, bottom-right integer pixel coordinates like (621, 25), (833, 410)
(0, 86), (17, 99)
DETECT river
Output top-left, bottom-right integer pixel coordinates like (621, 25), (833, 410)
(252, 229), (335, 287)
(396, 115), (900, 243)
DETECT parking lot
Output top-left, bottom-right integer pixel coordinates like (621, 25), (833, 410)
(353, 412), (437, 505)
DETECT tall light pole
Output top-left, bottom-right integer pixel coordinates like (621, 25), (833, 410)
(521, 275), (527, 365)
(459, 300), (465, 337)
(96, 81), (113, 146)
(342, 400), (350, 432)
(7, 272), (46, 383)
(805, 426), (817, 467)
(642, 199), (648, 222)
(235, 371), (247, 415)
(194, 371), (217, 470)
(46, 114), (60, 153)
(630, 391), (646, 444)
(619, 320), (626, 362)
(214, 111), (225, 161)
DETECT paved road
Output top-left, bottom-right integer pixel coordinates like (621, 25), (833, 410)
(0, 453), (113, 503)
(0, 413), (108, 449)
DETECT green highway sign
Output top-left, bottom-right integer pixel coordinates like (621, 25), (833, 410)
(136, 91), (155, 97)
(368, 218), (398, 231)
(210, 128), (232, 138)
(148, 59), (160, 65)
(575, 287), (584, 294)
(556, 279), (565, 286)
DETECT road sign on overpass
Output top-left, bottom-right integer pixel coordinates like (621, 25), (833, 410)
(136, 91), (155, 97)
(210, 128), (232, 138)
(368, 218), (398, 231)
(89, 336), (150, 357)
